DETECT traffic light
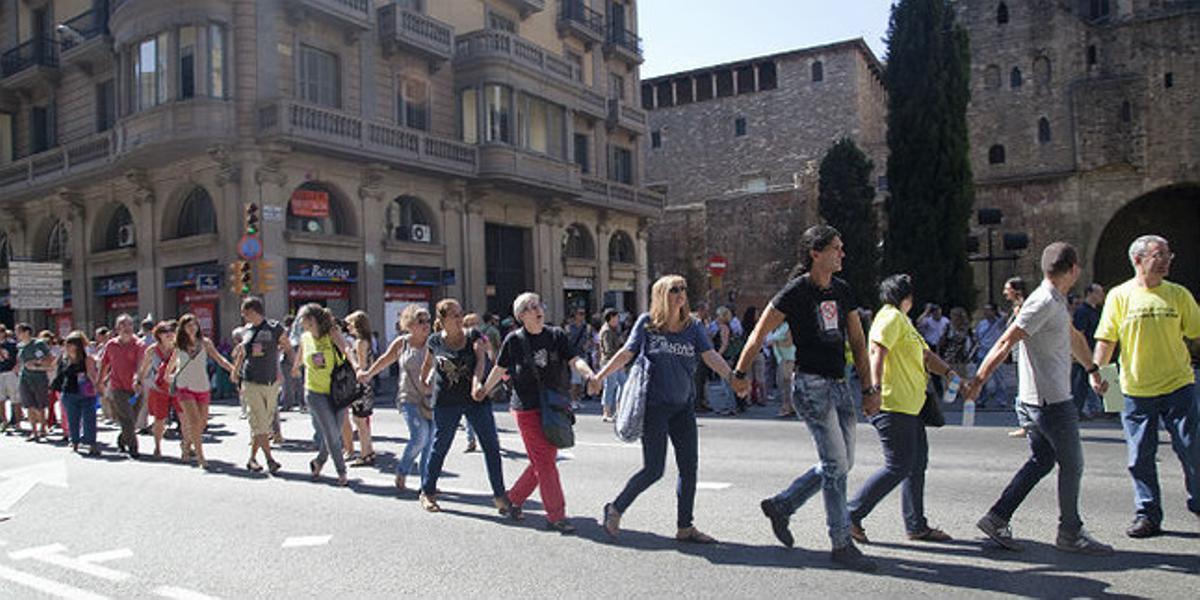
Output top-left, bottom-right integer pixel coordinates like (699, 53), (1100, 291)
(228, 261), (245, 295)
(239, 261), (253, 295)
(244, 203), (260, 235)
(255, 261), (275, 294)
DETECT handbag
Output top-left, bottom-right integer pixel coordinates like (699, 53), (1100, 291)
(540, 389), (576, 449)
(706, 379), (737, 413)
(614, 332), (649, 443)
(328, 340), (364, 412)
(919, 387), (945, 428)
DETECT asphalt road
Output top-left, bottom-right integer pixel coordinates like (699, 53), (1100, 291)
(0, 393), (1196, 599)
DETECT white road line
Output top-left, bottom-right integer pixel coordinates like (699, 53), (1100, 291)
(9, 543), (67, 559)
(153, 585), (222, 600)
(0, 563), (109, 600)
(556, 451), (576, 460)
(8, 544), (130, 581)
(573, 441), (637, 449)
(76, 548), (134, 563)
(281, 535), (332, 548)
(437, 485), (493, 496)
(697, 482), (733, 490)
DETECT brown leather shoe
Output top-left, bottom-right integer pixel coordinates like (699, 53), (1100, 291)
(908, 527), (953, 542)
(850, 522), (870, 544)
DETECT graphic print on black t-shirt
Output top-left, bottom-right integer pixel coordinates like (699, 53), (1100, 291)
(428, 329), (480, 405)
(497, 327), (578, 411)
(770, 274), (860, 379)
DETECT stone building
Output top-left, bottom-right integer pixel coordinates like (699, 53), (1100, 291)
(0, 0), (660, 343)
(641, 39), (887, 310)
(960, 0), (1200, 299)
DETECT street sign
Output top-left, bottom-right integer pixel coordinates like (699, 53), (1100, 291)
(262, 204), (285, 223)
(195, 274), (219, 292)
(238, 235), (264, 261)
(9, 261), (64, 310)
(708, 254), (728, 277)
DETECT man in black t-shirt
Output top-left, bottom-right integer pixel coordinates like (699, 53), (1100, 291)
(230, 297), (293, 474)
(0, 326), (19, 432)
(732, 225), (879, 572)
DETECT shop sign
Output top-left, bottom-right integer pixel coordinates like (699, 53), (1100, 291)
(180, 290), (220, 304)
(95, 273), (138, 297)
(288, 259), (357, 283)
(288, 283), (350, 300)
(563, 277), (594, 291)
(384, 265), (441, 287)
(165, 263), (222, 289)
(290, 189), (329, 218)
(105, 295), (139, 311)
(385, 287), (432, 302)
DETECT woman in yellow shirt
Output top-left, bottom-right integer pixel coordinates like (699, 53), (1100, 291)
(290, 303), (357, 487)
(847, 274), (957, 544)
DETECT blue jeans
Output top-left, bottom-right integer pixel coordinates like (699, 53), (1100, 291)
(771, 373), (857, 548)
(305, 390), (347, 476)
(1122, 384), (1200, 523)
(848, 411), (929, 534)
(613, 401), (698, 528)
(602, 369), (628, 413)
(988, 402), (1084, 534)
(422, 401), (506, 498)
(61, 393), (97, 446)
(397, 402), (433, 487)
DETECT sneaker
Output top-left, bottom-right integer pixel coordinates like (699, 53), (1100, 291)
(977, 514), (1022, 551)
(830, 542), (877, 572)
(760, 499), (794, 548)
(1056, 529), (1114, 556)
(1125, 516), (1162, 539)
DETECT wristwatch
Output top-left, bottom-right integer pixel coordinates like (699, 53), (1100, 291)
(1086, 364), (1100, 375)
(862, 384), (881, 396)
(732, 369), (747, 381)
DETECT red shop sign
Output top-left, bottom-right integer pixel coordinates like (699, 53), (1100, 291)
(290, 189), (329, 218)
(385, 286), (432, 302)
(105, 294), (139, 312)
(289, 283), (349, 301)
(179, 290), (220, 304)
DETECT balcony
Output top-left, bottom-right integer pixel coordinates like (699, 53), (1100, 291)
(256, 99), (477, 177)
(285, 0), (371, 32)
(603, 27), (643, 65)
(0, 131), (114, 194)
(59, 2), (112, 72)
(606, 97), (646, 132)
(0, 37), (60, 91)
(581, 175), (664, 214)
(557, 0), (605, 47)
(477, 144), (578, 192)
(378, 3), (454, 65)
(496, 0), (546, 17)
(455, 29), (606, 116)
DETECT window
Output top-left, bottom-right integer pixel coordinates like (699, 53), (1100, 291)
(640, 83), (653, 109)
(484, 84), (512, 143)
(715, 70), (734, 97)
(96, 80), (115, 132)
(984, 65), (1001, 90)
(609, 73), (625, 100)
(209, 24), (226, 98)
(609, 231), (635, 264)
(608, 145), (633, 184)
(566, 50), (584, 82)
(299, 45), (340, 108)
(758, 62), (777, 91)
(461, 88), (478, 143)
(650, 130), (661, 149)
(0, 112), (13, 164)
(1037, 117), (1051, 144)
(31, 105), (54, 154)
(1120, 100), (1132, 123)
(674, 78), (693, 105)
(655, 80), (672, 107)
(988, 144), (1006, 164)
(517, 93), (565, 159)
(179, 26), (197, 99)
(734, 117), (747, 137)
(175, 186), (217, 238)
(1165, 72), (1174, 89)
(574, 133), (590, 174)
(134, 33), (168, 111)
(399, 76), (429, 131)
(102, 205), (135, 251)
(487, 10), (516, 33)
(562, 224), (595, 259)
(1033, 56), (1051, 87)
(997, 2), (1009, 25)
(0, 230), (9, 268)
(45, 220), (70, 262)
(736, 66), (755, 94)
(811, 60), (824, 83)
(696, 73), (714, 101)
(1089, 0), (1110, 20)
(1010, 67), (1022, 88)
(388, 196), (433, 243)
(1086, 45), (1097, 66)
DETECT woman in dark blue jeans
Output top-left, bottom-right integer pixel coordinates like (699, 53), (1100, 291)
(591, 275), (735, 543)
(52, 331), (101, 456)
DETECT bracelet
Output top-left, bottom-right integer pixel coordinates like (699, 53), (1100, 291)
(1086, 364), (1100, 375)
(862, 384), (881, 396)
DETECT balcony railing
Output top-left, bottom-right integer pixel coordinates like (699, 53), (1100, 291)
(60, 3), (111, 52)
(581, 176), (663, 210)
(604, 27), (643, 63)
(1, 37), (60, 78)
(0, 131), (114, 191)
(456, 29), (579, 84)
(379, 3), (454, 62)
(256, 99), (477, 175)
(557, 0), (605, 43)
(288, 0), (371, 30)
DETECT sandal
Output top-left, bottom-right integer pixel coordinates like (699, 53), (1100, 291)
(602, 503), (621, 538)
(494, 496), (524, 521)
(337, 473), (349, 487)
(676, 527), (717, 544)
(420, 492), (441, 513)
(309, 459), (322, 481)
(545, 519), (577, 535)
(267, 459), (283, 475)
(350, 452), (376, 467)
(247, 460), (263, 473)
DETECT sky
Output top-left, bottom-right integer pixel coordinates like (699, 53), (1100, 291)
(639, 0), (895, 78)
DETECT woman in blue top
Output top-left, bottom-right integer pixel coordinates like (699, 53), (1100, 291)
(590, 274), (735, 543)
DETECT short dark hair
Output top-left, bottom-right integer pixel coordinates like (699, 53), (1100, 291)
(241, 296), (265, 316)
(1005, 276), (1027, 295)
(1040, 242), (1079, 277)
(879, 274), (915, 307)
(15, 323), (33, 335)
(1085, 282), (1103, 295)
(603, 308), (619, 323)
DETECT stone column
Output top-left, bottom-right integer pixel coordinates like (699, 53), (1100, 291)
(596, 213), (612, 311)
(358, 164), (387, 334)
(52, 191), (89, 330)
(440, 181), (467, 302)
(253, 153), (290, 318)
(636, 218), (652, 314)
(0, 208), (30, 324)
(124, 169), (159, 321)
(463, 191), (488, 313)
(535, 201), (565, 321)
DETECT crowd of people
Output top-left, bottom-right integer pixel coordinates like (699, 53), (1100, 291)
(0, 227), (1196, 572)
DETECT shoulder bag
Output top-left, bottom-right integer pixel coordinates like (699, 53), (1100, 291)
(328, 339), (365, 412)
(517, 330), (576, 449)
(614, 327), (649, 443)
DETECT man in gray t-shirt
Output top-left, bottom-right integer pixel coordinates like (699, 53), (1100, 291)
(230, 297), (293, 473)
(964, 242), (1112, 555)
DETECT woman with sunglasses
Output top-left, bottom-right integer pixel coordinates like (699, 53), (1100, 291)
(135, 321), (178, 459)
(590, 275), (735, 543)
(358, 304), (434, 493)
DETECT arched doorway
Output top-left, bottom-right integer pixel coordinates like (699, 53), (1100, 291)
(1094, 184), (1200, 295)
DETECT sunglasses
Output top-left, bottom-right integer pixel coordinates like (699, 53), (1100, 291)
(669, 286), (688, 295)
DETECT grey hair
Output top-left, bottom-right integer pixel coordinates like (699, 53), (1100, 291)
(512, 292), (542, 317)
(1128, 235), (1169, 267)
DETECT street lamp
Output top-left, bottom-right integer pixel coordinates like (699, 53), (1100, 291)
(968, 208), (1027, 305)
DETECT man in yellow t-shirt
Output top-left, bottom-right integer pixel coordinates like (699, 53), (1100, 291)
(1093, 234), (1200, 539)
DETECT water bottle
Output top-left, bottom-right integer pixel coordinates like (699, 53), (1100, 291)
(962, 399), (976, 427)
(943, 374), (962, 404)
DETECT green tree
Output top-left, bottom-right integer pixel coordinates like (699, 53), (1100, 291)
(818, 138), (879, 305)
(883, 0), (976, 310)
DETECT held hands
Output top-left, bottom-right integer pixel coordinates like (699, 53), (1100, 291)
(356, 370), (372, 385)
(472, 383), (487, 402)
(1089, 371), (1109, 396)
(730, 377), (751, 399)
(961, 377), (983, 402)
(586, 375), (602, 397)
(861, 390), (882, 417)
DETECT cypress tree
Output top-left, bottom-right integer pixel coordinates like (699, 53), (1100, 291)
(883, 0), (976, 310)
(818, 137), (879, 305)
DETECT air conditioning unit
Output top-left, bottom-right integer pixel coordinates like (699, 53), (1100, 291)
(117, 224), (135, 248)
(410, 224), (431, 243)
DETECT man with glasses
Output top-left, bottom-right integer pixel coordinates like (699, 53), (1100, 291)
(1093, 235), (1200, 538)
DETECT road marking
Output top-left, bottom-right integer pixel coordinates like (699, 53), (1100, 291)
(573, 441), (637, 449)
(437, 485), (493, 497)
(0, 563), (109, 600)
(153, 585), (222, 600)
(697, 482), (733, 490)
(556, 451), (576, 460)
(0, 460), (68, 512)
(281, 535), (331, 548)
(8, 544), (131, 581)
(76, 548), (134, 563)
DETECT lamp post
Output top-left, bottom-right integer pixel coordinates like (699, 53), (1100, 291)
(968, 208), (1027, 306)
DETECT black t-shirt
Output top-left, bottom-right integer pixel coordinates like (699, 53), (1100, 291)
(497, 327), (578, 411)
(770, 274), (860, 379)
(427, 329), (481, 406)
(0, 339), (16, 372)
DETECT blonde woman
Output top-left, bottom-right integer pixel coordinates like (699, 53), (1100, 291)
(342, 311), (377, 466)
(589, 275), (734, 543)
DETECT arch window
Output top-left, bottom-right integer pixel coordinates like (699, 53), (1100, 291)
(562, 223), (595, 260)
(608, 231), (635, 264)
(388, 196), (434, 243)
(997, 2), (1009, 25)
(811, 60), (824, 83)
(1033, 56), (1052, 87)
(988, 144), (1006, 165)
(174, 186), (217, 238)
(1120, 101), (1132, 123)
(101, 204), (135, 251)
(1010, 67), (1022, 88)
(288, 182), (347, 235)
(45, 220), (71, 262)
(0, 230), (10, 268)
(1038, 118), (1052, 144)
(983, 65), (1001, 90)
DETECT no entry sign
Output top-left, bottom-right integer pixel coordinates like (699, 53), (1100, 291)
(708, 255), (728, 277)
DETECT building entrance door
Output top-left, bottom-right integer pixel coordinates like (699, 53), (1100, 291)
(485, 223), (531, 319)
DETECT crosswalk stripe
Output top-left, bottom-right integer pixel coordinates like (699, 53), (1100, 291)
(153, 585), (222, 600)
(0, 563), (109, 600)
(281, 535), (332, 548)
(697, 482), (733, 490)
